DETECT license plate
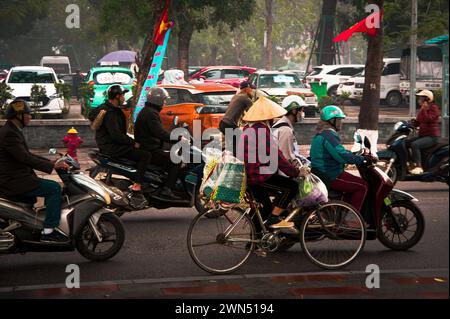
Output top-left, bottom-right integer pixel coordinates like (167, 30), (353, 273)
(384, 197), (392, 206)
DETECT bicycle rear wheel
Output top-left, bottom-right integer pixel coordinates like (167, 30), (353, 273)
(300, 201), (366, 270)
(187, 207), (256, 274)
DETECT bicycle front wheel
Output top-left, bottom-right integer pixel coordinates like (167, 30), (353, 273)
(300, 201), (366, 270)
(187, 207), (256, 274)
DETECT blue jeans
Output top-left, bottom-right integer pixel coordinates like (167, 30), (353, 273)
(21, 179), (62, 228)
(410, 136), (439, 166)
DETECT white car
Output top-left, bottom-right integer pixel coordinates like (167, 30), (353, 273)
(248, 70), (318, 107)
(336, 58), (402, 106)
(305, 64), (365, 96)
(4, 66), (66, 118)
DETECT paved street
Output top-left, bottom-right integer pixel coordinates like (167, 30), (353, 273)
(0, 147), (448, 298)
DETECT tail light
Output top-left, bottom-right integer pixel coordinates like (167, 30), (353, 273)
(314, 78), (322, 82)
(88, 81), (95, 86)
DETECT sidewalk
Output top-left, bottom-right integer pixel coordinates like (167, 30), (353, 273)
(0, 268), (447, 299)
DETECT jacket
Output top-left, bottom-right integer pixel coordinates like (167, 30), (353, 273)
(0, 121), (54, 196)
(95, 102), (135, 157)
(310, 129), (364, 184)
(238, 122), (299, 185)
(416, 103), (440, 137)
(134, 105), (173, 152)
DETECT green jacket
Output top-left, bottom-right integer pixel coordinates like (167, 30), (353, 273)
(310, 129), (365, 184)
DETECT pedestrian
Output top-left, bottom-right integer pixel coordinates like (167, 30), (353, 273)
(63, 127), (83, 162)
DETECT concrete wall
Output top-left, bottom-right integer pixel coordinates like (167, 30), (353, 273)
(1, 117), (448, 149)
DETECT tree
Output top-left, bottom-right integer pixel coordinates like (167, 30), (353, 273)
(264, 0), (274, 70)
(317, 0), (338, 65)
(358, 0), (384, 133)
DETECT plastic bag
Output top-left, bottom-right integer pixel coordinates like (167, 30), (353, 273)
(296, 173), (328, 207)
(211, 152), (247, 204)
(199, 148), (223, 198)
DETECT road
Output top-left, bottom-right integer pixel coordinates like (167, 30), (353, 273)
(0, 180), (448, 298)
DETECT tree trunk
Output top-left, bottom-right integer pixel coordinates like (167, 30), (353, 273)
(210, 46), (218, 65)
(318, 0), (337, 65)
(359, 0), (384, 130)
(264, 0), (273, 70)
(177, 22), (194, 81)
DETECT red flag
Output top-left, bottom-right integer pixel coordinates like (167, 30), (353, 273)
(153, 1), (174, 46)
(333, 11), (382, 43)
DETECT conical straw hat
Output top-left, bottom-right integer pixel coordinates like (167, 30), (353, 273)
(242, 97), (287, 122)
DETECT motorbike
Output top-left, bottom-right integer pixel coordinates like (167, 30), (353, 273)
(0, 150), (125, 261)
(87, 142), (206, 217)
(280, 136), (425, 251)
(377, 121), (449, 186)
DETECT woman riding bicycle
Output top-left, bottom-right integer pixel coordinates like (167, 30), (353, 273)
(310, 105), (368, 213)
(237, 97), (304, 230)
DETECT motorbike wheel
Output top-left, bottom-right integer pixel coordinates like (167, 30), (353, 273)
(377, 158), (399, 185)
(76, 213), (125, 261)
(378, 201), (425, 251)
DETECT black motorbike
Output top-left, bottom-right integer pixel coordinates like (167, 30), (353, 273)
(87, 143), (206, 216)
(377, 121), (449, 186)
(0, 150), (125, 261)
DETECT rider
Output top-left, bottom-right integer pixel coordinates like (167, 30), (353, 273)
(310, 105), (368, 213)
(0, 100), (70, 242)
(408, 90), (441, 175)
(95, 85), (151, 196)
(272, 95), (309, 170)
(134, 87), (182, 200)
(238, 97), (303, 230)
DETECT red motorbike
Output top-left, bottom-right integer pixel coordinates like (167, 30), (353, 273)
(330, 136), (425, 250)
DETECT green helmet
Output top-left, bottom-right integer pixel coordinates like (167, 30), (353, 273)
(320, 105), (346, 122)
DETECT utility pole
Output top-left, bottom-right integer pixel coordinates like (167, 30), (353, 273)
(409, 0), (418, 117)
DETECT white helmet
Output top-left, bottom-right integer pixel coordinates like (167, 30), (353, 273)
(281, 95), (307, 112)
(416, 89), (434, 102)
(146, 87), (170, 107)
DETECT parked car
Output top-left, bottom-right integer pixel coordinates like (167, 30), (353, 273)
(82, 66), (135, 114)
(337, 58), (402, 106)
(248, 70), (318, 110)
(189, 66), (257, 88)
(158, 83), (238, 136)
(305, 64), (365, 96)
(5, 66), (66, 118)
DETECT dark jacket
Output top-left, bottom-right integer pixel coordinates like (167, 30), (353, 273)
(95, 101), (135, 157)
(0, 121), (54, 196)
(134, 104), (173, 152)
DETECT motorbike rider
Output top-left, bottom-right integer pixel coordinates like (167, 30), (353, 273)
(238, 97), (305, 230)
(272, 95), (310, 170)
(310, 105), (368, 213)
(0, 100), (70, 242)
(407, 90), (441, 175)
(219, 81), (256, 154)
(95, 85), (151, 198)
(134, 87), (183, 200)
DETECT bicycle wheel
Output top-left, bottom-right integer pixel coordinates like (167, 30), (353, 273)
(187, 207), (256, 274)
(300, 201), (366, 270)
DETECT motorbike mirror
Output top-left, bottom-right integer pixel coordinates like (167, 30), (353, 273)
(354, 133), (362, 144)
(49, 148), (58, 155)
(173, 116), (179, 126)
(364, 136), (371, 150)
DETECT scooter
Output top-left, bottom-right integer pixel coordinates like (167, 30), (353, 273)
(0, 150), (125, 261)
(377, 121), (449, 186)
(280, 136), (425, 252)
(87, 143), (206, 216)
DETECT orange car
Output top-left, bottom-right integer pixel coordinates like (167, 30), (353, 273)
(158, 83), (238, 134)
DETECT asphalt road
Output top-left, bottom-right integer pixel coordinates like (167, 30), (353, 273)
(0, 181), (448, 290)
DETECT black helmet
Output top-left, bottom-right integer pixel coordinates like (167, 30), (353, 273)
(107, 85), (129, 100)
(146, 87), (170, 107)
(4, 99), (32, 119)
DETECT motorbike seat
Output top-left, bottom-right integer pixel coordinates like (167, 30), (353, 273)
(93, 150), (166, 171)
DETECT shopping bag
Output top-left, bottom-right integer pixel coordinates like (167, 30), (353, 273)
(211, 152), (247, 204)
(199, 148), (223, 198)
(296, 173), (328, 207)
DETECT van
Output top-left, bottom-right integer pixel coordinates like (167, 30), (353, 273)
(40, 56), (71, 76)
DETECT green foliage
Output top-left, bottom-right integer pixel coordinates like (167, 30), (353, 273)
(433, 89), (443, 107)
(55, 83), (72, 103)
(318, 95), (347, 112)
(30, 84), (47, 119)
(0, 82), (13, 118)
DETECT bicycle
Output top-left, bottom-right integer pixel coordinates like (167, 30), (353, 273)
(187, 191), (366, 274)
